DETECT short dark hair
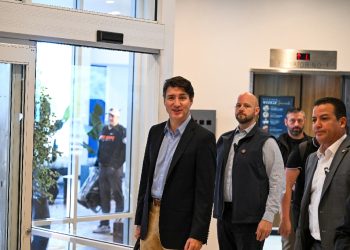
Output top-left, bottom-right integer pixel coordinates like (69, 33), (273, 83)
(163, 76), (194, 100)
(314, 97), (347, 120)
(286, 107), (305, 119)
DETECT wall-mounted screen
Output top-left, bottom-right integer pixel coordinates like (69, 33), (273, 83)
(259, 95), (294, 138)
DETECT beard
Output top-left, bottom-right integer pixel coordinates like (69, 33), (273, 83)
(287, 125), (304, 137)
(235, 112), (255, 124)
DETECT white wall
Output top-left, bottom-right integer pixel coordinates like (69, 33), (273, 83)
(173, 0), (350, 249)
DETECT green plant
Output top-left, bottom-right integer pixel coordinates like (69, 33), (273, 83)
(33, 87), (69, 201)
(82, 104), (104, 155)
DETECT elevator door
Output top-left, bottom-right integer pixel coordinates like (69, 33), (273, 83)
(0, 42), (36, 250)
(254, 73), (341, 136)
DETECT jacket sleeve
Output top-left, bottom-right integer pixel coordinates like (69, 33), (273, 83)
(189, 132), (217, 243)
(135, 127), (152, 225)
(335, 194), (350, 250)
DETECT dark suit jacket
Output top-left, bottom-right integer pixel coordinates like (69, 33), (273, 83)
(335, 194), (350, 250)
(295, 136), (350, 250)
(135, 118), (216, 249)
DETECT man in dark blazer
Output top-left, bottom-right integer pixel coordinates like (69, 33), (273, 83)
(334, 194), (350, 249)
(295, 97), (350, 250)
(134, 76), (216, 250)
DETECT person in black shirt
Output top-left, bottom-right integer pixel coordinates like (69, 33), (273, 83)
(285, 137), (319, 230)
(277, 107), (312, 250)
(93, 108), (126, 234)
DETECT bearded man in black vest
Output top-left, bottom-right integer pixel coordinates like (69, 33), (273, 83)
(213, 92), (285, 250)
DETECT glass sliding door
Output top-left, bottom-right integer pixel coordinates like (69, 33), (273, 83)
(0, 62), (29, 250)
(31, 42), (152, 249)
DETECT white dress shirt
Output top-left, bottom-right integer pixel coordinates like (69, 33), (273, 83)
(309, 134), (347, 240)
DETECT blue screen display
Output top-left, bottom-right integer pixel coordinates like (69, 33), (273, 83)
(259, 96), (294, 138)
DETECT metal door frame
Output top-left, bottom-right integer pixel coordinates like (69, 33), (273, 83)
(0, 39), (36, 249)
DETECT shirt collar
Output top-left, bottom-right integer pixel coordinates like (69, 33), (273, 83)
(164, 114), (192, 135)
(317, 134), (347, 159)
(235, 122), (256, 135)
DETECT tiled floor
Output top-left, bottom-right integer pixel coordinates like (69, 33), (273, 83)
(264, 235), (282, 250)
(37, 184), (284, 250)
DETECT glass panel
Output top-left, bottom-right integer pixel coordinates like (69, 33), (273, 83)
(0, 63), (11, 250)
(31, 234), (72, 250)
(76, 219), (130, 244)
(31, 0), (157, 20)
(32, 42), (136, 248)
(31, 0), (75, 9)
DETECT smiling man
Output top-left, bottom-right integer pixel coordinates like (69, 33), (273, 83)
(213, 92), (285, 250)
(134, 76), (216, 250)
(295, 97), (350, 250)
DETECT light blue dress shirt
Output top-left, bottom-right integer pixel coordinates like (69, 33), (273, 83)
(151, 115), (192, 199)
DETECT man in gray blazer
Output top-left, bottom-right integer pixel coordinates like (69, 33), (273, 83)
(295, 97), (350, 250)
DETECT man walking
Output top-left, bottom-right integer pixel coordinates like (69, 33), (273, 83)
(295, 97), (350, 250)
(277, 107), (311, 249)
(135, 76), (216, 250)
(213, 92), (285, 250)
(93, 108), (126, 233)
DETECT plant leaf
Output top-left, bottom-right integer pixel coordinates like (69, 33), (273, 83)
(90, 113), (102, 127)
(88, 123), (103, 141)
(62, 106), (70, 121)
(82, 142), (97, 155)
(94, 104), (104, 116)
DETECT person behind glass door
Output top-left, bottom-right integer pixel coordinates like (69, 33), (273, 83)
(134, 76), (216, 250)
(93, 108), (126, 234)
(295, 97), (350, 250)
(213, 92), (285, 250)
(277, 107), (311, 250)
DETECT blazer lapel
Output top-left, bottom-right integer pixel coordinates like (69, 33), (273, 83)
(321, 137), (350, 200)
(148, 126), (166, 183)
(304, 156), (318, 203)
(166, 119), (196, 180)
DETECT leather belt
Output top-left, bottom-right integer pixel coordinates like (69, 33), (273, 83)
(152, 199), (161, 206)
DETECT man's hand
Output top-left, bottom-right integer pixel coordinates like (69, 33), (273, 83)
(256, 220), (272, 241)
(184, 238), (202, 250)
(278, 218), (291, 238)
(135, 225), (141, 239)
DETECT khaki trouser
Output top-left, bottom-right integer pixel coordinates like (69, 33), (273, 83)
(140, 204), (177, 250)
(280, 203), (296, 250)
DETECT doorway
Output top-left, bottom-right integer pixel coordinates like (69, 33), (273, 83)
(251, 69), (350, 136)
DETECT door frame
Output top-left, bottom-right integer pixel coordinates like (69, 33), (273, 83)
(0, 39), (36, 249)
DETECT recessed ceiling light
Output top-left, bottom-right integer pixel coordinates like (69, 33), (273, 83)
(106, 1), (114, 3)
(109, 11), (120, 15)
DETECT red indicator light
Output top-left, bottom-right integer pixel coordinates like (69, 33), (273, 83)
(296, 53), (310, 60)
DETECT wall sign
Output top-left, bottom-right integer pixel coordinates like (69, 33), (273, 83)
(259, 95), (294, 138)
(270, 49), (337, 69)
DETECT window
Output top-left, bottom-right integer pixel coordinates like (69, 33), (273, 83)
(31, 0), (157, 20)
(31, 42), (144, 249)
